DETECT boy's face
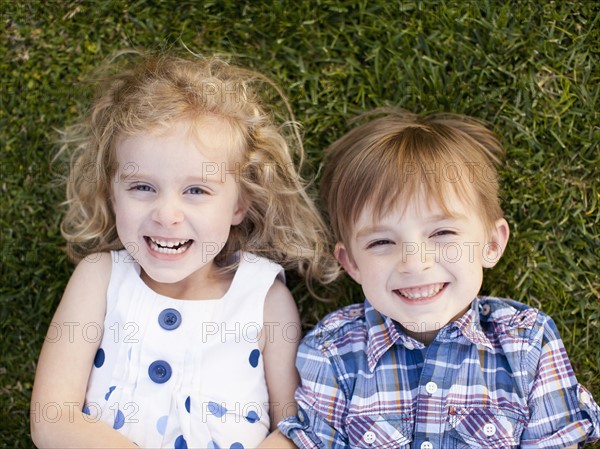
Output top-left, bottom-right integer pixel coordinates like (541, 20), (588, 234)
(335, 191), (509, 341)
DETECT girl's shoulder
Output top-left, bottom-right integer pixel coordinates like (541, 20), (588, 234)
(70, 252), (113, 287)
(234, 251), (285, 285)
(74, 251), (113, 268)
(52, 252), (112, 332)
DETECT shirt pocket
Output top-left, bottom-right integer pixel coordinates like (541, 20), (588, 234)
(446, 406), (526, 449)
(345, 413), (413, 449)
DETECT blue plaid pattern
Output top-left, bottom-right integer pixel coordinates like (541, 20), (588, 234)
(280, 297), (600, 449)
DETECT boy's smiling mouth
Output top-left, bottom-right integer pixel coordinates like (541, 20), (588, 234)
(145, 236), (194, 255)
(395, 282), (447, 300)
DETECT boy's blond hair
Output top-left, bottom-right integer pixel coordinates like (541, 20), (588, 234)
(321, 109), (505, 251)
(59, 50), (337, 284)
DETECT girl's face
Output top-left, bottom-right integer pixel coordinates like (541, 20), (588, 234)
(111, 117), (246, 292)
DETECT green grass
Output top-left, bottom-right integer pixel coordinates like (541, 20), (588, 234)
(2, 1), (599, 447)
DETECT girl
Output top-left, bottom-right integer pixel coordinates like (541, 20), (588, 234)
(30, 51), (336, 448)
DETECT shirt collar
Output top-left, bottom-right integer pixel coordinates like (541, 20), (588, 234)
(364, 298), (493, 371)
(452, 298), (494, 349)
(364, 300), (403, 372)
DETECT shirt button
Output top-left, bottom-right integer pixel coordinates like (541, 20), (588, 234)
(480, 304), (491, 316)
(420, 442), (433, 449)
(483, 423), (497, 436)
(425, 381), (438, 395)
(363, 431), (376, 444)
(158, 308), (182, 330)
(349, 308), (362, 317)
(297, 409), (305, 423)
(404, 341), (415, 350)
(148, 360), (172, 384)
(580, 390), (591, 405)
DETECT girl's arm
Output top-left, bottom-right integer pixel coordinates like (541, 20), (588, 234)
(30, 253), (137, 448)
(259, 429), (298, 449)
(257, 279), (301, 449)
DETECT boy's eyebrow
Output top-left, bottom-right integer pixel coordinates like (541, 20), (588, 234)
(354, 212), (468, 239)
(426, 212), (468, 223)
(355, 225), (392, 239)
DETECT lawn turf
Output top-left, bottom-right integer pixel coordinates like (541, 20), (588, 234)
(1, 1), (599, 447)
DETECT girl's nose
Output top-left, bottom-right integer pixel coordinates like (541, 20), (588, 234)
(152, 197), (184, 227)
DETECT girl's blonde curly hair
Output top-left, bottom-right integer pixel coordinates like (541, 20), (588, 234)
(59, 50), (338, 286)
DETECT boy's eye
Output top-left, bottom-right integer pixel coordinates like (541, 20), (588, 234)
(366, 239), (394, 249)
(431, 229), (456, 237)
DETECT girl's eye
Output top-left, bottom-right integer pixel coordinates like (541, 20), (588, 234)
(186, 186), (208, 195)
(129, 184), (154, 192)
(366, 239), (394, 249)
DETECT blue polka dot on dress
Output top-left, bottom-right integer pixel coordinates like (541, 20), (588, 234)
(248, 349), (260, 368)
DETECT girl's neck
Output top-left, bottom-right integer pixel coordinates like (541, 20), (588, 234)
(140, 264), (235, 301)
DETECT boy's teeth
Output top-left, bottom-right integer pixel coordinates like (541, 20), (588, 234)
(397, 283), (444, 300)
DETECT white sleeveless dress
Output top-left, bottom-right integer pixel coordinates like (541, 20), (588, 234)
(83, 250), (283, 449)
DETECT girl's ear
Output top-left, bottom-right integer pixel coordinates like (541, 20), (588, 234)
(334, 242), (362, 285)
(231, 197), (248, 226)
(483, 218), (510, 268)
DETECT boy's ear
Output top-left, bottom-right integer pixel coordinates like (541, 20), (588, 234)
(334, 242), (362, 285)
(483, 218), (510, 268)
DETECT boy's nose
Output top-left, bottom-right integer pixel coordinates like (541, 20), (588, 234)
(397, 242), (434, 273)
(152, 197), (184, 227)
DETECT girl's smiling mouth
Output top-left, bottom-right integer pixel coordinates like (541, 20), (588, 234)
(145, 236), (194, 255)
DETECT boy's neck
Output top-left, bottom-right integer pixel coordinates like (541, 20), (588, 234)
(397, 304), (472, 346)
(398, 325), (439, 346)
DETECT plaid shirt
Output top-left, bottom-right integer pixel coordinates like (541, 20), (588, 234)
(280, 297), (600, 449)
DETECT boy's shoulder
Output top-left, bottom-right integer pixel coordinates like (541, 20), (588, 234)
(303, 302), (369, 349)
(478, 296), (551, 332)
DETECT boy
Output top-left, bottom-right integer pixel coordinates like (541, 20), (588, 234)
(279, 110), (600, 448)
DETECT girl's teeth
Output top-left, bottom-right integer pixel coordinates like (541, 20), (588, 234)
(398, 283), (444, 300)
(148, 238), (191, 254)
(152, 238), (188, 248)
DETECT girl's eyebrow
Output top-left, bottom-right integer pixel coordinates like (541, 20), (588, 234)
(117, 169), (226, 184)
